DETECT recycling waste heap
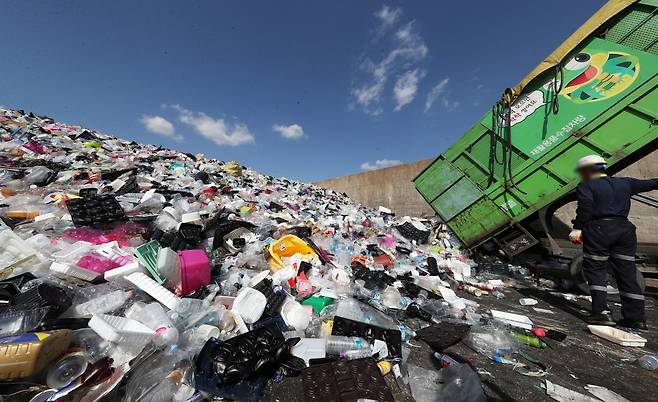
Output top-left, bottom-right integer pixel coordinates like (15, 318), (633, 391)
(0, 107), (541, 402)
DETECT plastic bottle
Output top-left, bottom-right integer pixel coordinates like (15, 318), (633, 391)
(510, 332), (547, 349)
(73, 289), (134, 317)
(125, 302), (179, 346)
(0, 330), (71, 379)
(341, 348), (373, 360)
(325, 336), (370, 355)
(183, 324), (220, 348)
(433, 352), (463, 368)
(638, 354), (658, 372)
(138, 369), (183, 402)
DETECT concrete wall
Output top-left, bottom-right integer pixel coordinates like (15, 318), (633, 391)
(315, 159), (436, 217)
(316, 150), (658, 242)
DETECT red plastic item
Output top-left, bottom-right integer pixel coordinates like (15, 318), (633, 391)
(175, 249), (211, 296)
(532, 327), (546, 338)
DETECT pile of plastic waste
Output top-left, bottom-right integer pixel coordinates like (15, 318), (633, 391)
(0, 107), (521, 401)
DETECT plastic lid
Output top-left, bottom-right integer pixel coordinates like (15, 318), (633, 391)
(197, 324), (220, 340)
(232, 287), (266, 324)
(46, 350), (88, 389)
(281, 299), (310, 331)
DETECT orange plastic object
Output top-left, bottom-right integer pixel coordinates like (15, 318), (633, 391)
(0, 188), (16, 198)
(6, 210), (39, 219)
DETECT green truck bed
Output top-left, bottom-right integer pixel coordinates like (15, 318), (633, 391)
(414, 0), (658, 249)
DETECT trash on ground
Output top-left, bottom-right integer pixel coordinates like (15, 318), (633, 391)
(0, 106), (651, 401)
(587, 325), (647, 347)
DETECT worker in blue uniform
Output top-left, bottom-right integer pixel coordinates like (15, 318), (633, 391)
(570, 155), (658, 330)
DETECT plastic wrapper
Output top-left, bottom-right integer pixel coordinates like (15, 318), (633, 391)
(465, 323), (519, 357)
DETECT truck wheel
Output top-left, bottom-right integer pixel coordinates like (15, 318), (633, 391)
(569, 253), (646, 294)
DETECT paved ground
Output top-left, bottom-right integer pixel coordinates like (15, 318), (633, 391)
(264, 287), (657, 402)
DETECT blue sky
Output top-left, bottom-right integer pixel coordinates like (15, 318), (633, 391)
(1, 1), (603, 182)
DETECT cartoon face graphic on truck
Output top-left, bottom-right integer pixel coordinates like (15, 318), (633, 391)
(560, 51), (640, 103)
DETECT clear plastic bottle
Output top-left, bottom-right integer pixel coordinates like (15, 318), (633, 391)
(341, 348), (373, 360)
(181, 324), (220, 349)
(125, 302), (179, 346)
(138, 370), (182, 402)
(638, 354), (658, 372)
(73, 289), (134, 317)
(325, 336), (370, 355)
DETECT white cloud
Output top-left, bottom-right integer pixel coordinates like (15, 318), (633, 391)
(374, 5), (402, 28)
(168, 105), (255, 146)
(272, 123), (305, 140)
(424, 78), (459, 112)
(360, 159), (403, 171)
(351, 18), (428, 115)
(139, 115), (183, 142)
(394, 69), (425, 111)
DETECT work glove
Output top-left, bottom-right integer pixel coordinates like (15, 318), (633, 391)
(569, 229), (582, 245)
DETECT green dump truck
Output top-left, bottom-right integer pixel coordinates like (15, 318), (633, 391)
(414, 0), (658, 288)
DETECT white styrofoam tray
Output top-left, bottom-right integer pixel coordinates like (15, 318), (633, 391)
(587, 325), (647, 347)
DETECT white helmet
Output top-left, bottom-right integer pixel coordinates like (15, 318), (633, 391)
(576, 155), (607, 170)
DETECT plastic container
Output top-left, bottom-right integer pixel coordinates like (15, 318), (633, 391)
(134, 240), (162, 283)
(291, 338), (326, 364)
(73, 289), (134, 317)
(341, 348), (373, 360)
(301, 295), (335, 315)
(587, 325), (647, 347)
(88, 313), (155, 344)
(176, 249), (210, 296)
(51, 241), (94, 262)
(232, 287), (266, 324)
(125, 302), (179, 346)
(135, 370), (183, 402)
(325, 336), (370, 355)
(0, 305), (50, 337)
(50, 261), (100, 282)
(0, 229), (42, 273)
(267, 235), (318, 271)
(125, 272), (182, 311)
(103, 261), (143, 281)
(638, 354), (658, 372)
(156, 247), (179, 284)
(181, 211), (201, 224)
(281, 299), (311, 331)
(0, 330), (71, 380)
(185, 324), (221, 348)
(12, 282), (73, 318)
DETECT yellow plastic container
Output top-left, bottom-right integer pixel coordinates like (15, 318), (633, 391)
(267, 235), (318, 272)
